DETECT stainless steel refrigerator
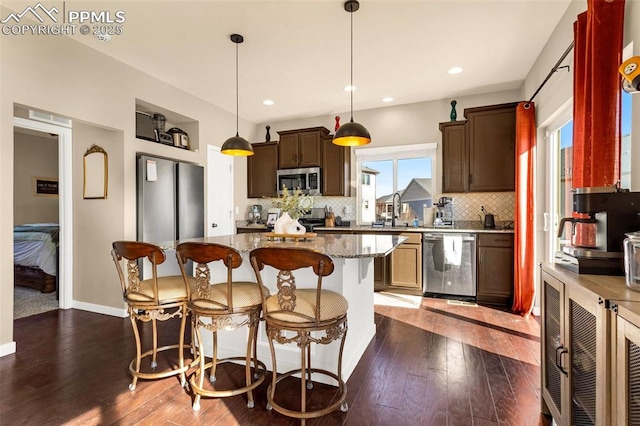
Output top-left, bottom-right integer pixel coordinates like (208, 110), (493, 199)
(136, 154), (204, 277)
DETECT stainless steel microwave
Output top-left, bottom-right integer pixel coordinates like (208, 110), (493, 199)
(276, 167), (321, 196)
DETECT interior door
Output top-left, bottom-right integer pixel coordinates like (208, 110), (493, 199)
(207, 145), (233, 237)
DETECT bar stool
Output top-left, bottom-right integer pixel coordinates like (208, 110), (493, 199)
(176, 242), (267, 411)
(249, 247), (349, 424)
(111, 241), (190, 391)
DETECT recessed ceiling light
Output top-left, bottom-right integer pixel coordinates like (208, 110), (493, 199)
(448, 66), (463, 75)
(262, 99), (274, 106)
(382, 97), (394, 103)
(344, 85), (356, 92)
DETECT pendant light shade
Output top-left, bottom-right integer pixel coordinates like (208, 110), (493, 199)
(333, 0), (371, 147)
(222, 34), (254, 156)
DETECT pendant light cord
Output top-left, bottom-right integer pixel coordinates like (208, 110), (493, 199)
(349, 6), (354, 122)
(235, 41), (240, 137)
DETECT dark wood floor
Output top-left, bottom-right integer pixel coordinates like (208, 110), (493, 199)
(1, 298), (549, 425)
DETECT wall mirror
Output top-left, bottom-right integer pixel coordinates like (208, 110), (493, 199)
(83, 144), (108, 199)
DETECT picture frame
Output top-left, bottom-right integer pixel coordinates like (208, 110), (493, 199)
(33, 177), (58, 197)
(83, 144), (108, 199)
(266, 212), (280, 226)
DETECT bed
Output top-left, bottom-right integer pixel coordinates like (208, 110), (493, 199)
(14, 223), (59, 293)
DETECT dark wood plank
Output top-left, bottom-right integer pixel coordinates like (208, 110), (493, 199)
(1, 297), (548, 426)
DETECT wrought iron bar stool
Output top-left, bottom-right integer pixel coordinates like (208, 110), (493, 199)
(176, 242), (267, 411)
(111, 241), (191, 391)
(249, 247), (349, 424)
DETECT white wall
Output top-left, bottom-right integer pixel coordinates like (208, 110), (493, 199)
(0, 11), (257, 352)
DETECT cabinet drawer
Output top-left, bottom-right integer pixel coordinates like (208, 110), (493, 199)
(478, 233), (513, 247)
(400, 232), (422, 244)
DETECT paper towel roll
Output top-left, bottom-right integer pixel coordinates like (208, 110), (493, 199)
(423, 206), (434, 227)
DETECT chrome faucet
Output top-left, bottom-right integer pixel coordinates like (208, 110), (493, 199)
(391, 192), (401, 227)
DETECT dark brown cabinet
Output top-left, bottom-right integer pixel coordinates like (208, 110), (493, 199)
(466, 103), (517, 192)
(440, 102), (518, 193)
(277, 127), (328, 169)
(247, 141), (278, 198)
(476, 233), (514, 306)
(321, 136), (351, 196)
(440, 121), (467, 193)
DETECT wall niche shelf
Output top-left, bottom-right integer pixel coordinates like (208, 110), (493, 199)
(134, 99), (199, 155)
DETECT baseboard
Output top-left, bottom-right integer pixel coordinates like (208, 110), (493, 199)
(71, 300), (127, 318)
(0, 341), (17, 357)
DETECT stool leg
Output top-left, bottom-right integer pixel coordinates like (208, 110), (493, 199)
(245, 321), (256, 408)
(306, 341), (313, 390)
(178, 305), (187, 387)
(210, 331), (218, 382)
(300, 334), (307, 420)
(266, 331), (278, 411)
(193, 319), (204, 411)
(150, 318), (158, 369)
(129, 315), (141, 391)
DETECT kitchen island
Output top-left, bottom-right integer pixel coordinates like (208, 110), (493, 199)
(161, 232), (406, 384)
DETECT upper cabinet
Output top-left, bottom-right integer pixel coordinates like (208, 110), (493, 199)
(440, 102), (518, 193)
(277, 127), (328, 169)
(247, 141), (278, 198)
(322, 135), (351, 196)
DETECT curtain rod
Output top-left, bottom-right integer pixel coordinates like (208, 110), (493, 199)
(528, 41), (575, 103)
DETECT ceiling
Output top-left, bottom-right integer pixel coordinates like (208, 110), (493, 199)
(5, 0), (572, 124)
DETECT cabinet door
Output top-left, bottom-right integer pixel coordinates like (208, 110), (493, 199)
(322, 137), (351, 196)
(374, 256), (388, 290)
(247, 142), (278, 198)
(298, 131), (322, 167)
(467, 104), (516, 192)
(616, 313), (640, 426)
(440, 122), (467, 193)
(541, 271), (567, 425)
(278, 133), (299, 169)
(476, 234), (514, 305)
(565, 284), (609, 426)
(390, 234), (423, 289)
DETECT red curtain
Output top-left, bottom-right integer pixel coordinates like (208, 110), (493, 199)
(572, 0), (625, 188)
(512, 102), (536, 316)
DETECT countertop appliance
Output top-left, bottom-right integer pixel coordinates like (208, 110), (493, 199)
(167, 127), (189, 149)
(297, 207), (326, 232)
(423, 232), (476, 298)
(433, 197), (454, 228)
(135, 111), (157, 142)
(556, 186), (640, 275)
(137, 154), (204, 278)
(277, 167), (321, 196)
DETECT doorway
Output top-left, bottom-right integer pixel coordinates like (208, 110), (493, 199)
(207, 145), (234, 236)
(13, 116), (73, 312)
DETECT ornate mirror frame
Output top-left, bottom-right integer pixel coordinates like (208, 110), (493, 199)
(83, 144), (108, 199)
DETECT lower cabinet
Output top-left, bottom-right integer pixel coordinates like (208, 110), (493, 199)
(541, 269), (610, 425)
(477, 233), (514, 305)
(389, 233), (423, 293)
(613, 302), (640, 426)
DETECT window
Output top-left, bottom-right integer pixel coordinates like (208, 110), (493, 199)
(549, 119), (573, 255)
(356, 144), (436, 224)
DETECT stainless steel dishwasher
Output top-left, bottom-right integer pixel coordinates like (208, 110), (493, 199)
(423, 232), (477, 297)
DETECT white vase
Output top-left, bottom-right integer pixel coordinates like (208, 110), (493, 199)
(273, 212), (305, 235)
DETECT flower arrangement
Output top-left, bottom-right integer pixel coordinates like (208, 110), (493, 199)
(272, 185), (313, 220)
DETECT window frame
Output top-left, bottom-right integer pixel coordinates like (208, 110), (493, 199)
(355, 143), (436, 225)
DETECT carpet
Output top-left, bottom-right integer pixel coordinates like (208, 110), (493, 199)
(14, 286), (59, 319)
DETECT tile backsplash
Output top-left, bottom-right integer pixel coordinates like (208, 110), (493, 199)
(252, 192), (513, 223)
(442, 192), (515, 222)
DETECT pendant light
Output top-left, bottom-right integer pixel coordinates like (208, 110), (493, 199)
(333, 0), (371, 147)
(221, 33), (254, 156)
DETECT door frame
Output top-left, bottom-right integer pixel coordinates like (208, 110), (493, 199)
(13, 116), (73, 310)
(206, 145), (234, 236)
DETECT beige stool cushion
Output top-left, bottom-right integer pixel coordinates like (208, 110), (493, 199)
(265, 289), (348, 323)
(126, 275), (192, 303)
(190, 281), (267, 310)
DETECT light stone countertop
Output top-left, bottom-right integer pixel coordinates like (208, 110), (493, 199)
(315, 221), (515, 234)
(160, 232), (406, 259)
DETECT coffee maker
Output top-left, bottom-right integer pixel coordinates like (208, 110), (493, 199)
(556, 186), (640, 275)
(433, 197), (454, 228)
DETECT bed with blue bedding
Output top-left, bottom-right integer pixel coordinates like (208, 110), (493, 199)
(13, 223), (59, 293)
